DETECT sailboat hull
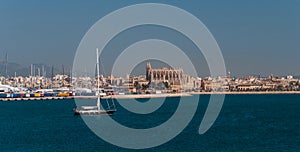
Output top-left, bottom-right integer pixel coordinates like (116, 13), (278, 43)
(74, 109), (116, 116)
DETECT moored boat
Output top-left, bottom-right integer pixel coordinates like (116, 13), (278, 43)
(73, 48), (116, 116)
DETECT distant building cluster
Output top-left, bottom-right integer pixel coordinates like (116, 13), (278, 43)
(1, 62), (300, 94)
(0, 75), (71, 89)
(201, 73), (300, 92)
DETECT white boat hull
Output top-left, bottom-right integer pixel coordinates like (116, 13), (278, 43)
(74, 109), (116, 115)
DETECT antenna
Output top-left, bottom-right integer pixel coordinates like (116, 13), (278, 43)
(51, 65), (54, 89)
(30, 64), (33, 76)
(62, 64), (65, 76)
(70, 69), (72, 90)
(33, 65), (36, 76)
(62, 64), (65, 86)
(38, 68), (40, 77)
(42, 65), (45, 77)
(5, 52), (8, 77)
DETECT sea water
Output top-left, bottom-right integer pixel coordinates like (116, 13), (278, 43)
(0, 94), (299, 151)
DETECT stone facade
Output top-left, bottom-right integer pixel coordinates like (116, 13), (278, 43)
(146, 62), (192, 91)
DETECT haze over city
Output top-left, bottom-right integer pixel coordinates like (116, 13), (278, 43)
(1, 2), (300, 152)
(0, 0), (299, 77)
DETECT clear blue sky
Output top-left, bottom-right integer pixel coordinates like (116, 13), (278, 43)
(0, 0), (299, 77)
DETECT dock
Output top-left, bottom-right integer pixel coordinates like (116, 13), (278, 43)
(0, 97), (75, 102)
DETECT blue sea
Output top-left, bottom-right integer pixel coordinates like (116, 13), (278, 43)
(0, 95), (299, 151)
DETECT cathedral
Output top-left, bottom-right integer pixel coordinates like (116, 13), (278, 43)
(146, 62), (192, 91)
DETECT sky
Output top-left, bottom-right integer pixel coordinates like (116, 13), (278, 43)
(0, 0), (299, 77)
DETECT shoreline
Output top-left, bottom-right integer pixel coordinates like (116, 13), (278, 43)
(190, 91), (300, 95)
(74, 91), (300, 99)
(2, 91), (300, 101)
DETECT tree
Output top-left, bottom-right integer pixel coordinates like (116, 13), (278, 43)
(134, 81), (141, 90)
(157, 82), (166, 90)
(142, 84), (149, 90)
(163, 82), (170, 89)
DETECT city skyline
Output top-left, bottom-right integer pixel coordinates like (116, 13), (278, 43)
(0, 1), (299, 77)
(0, 59), (299, 79)
(1, 60), (300, 94)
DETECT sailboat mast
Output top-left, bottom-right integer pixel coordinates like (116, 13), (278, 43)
(96, 48), (101, 111)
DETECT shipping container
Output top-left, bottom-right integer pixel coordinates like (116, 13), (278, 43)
(12, 94), (20, 98)
(20, 94), (25, 98)
(44, 93), (52, 97)
(57, 93), (69, 97)
(0, 94), (7, 98)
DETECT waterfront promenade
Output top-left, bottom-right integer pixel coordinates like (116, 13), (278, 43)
(190, 91), (300, 95)
(74, 91), (300, 99)
(2, 91), (300, 102)
(0, 96), (74, 102)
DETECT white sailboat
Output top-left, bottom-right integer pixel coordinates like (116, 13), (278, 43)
(74, 48), (116, 115)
